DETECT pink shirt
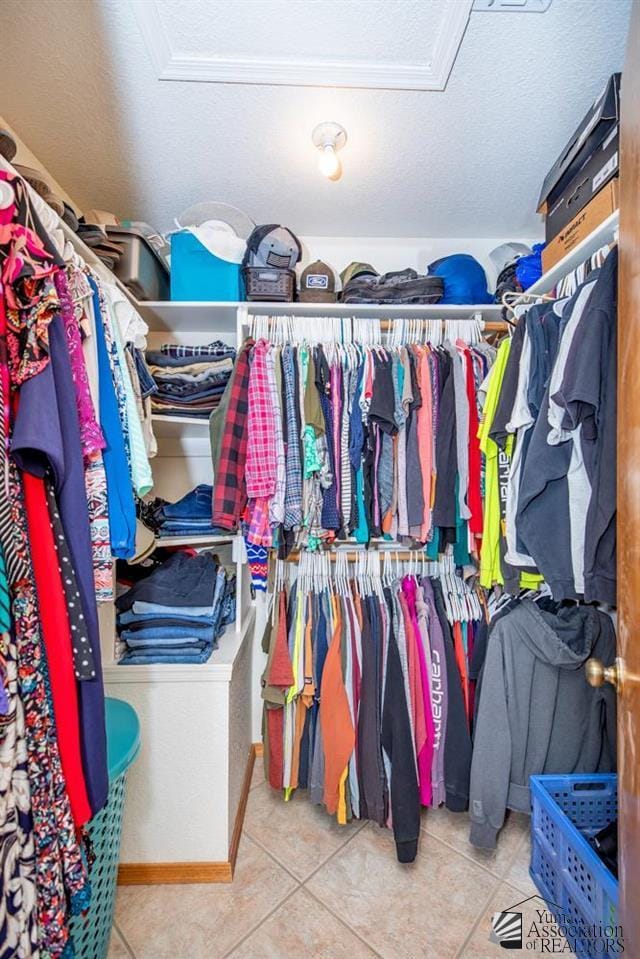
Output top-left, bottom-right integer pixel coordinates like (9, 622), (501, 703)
(402, 576), (435, 806)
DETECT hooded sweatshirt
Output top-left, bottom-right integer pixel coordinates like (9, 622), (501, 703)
(469, 599), (616, 849)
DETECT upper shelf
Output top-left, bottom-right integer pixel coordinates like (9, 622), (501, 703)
(527, 210), (619, 296)
(137, 214), (619, 335)
(137, 298), (504, 333)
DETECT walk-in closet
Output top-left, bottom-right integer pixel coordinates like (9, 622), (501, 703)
(0, 2), (638, 958)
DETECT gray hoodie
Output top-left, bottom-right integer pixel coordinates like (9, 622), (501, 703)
(469, 599), (616, 849)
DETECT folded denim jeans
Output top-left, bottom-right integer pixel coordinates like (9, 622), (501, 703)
(123, 632), (213, 649)
(132, 599), (217, 617)
(120, 623), (215, 642)
(132, 346), (158, 399)
(116, 552), (217, 611)
(118, 610), (216, 627)
(119, 642), (214, 665)
(159, 526), (222, 538)
(162, 484), (213, 521)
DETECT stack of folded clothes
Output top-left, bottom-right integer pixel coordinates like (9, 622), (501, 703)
(116, 551), (236, 665)
(141, 484), (224, 539)
(146, 341), (236, 419)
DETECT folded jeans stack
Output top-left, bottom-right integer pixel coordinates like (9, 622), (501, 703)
(153, 484), (223, 538)
(147, 341), (236, 419)
(116, 551), (236, 664)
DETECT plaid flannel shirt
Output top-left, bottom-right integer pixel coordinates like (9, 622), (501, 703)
(212, 338), (254, 529)
(246, 339), (277, 499)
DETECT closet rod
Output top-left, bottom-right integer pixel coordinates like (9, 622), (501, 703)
(249, 317), (509, 333)
(377, 319), (508, 333)
(280, 549), (429, 563)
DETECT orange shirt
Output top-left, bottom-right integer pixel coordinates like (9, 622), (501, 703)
(320, 596), (355, 815)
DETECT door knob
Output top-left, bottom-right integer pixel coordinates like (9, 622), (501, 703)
(585, 658), (621, 692)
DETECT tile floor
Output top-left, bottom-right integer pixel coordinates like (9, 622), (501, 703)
(109, 761), (541, 959)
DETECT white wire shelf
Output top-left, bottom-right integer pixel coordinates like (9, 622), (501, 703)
(155, 533), (236, 548)
(137, 299), (504, 332)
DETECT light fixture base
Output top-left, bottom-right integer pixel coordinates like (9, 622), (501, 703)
(312, 122), (347, 152)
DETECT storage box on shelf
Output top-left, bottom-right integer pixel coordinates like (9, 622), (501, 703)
(541, 181), (619, 273)
(529, 208), (619, 296)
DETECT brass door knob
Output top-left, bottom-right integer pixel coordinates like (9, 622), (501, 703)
(585, 658), (620, 691)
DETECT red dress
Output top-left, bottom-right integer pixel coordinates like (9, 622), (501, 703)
(23, 471), (91, 827)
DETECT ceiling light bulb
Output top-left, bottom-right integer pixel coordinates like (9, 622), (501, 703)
(312, 122), (347, 181)
(318, 144), (340, 179)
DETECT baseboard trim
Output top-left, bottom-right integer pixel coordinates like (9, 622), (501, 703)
(117, 861), (233, 884)
(117, 744), (260, 885)
(228, 743), (257, 872)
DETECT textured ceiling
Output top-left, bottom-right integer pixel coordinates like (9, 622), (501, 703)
(0, 0), (631, 238)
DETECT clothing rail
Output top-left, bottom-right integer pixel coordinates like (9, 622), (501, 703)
(280, 548), (430, 563)
(244, 309), (510, 346)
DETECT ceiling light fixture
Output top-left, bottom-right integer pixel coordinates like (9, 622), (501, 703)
(312, 122), (347, 181)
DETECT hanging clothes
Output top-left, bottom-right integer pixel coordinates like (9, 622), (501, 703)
(469, 599), (617, 850)
(212, 331), (495, 568)
(0, 159), (156, 957)
(479, 247), (618, 606)
(262, 554), (480, 863)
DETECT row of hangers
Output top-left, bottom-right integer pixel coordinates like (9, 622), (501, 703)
(246, 311), (487, 347)
(273, 546), (482, 624)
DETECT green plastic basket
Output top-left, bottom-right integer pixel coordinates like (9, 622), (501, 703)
(70, 697), (140, 959)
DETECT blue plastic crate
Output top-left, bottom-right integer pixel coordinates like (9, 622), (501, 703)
(530, 774), (618, 956)
(170, 230), (243, 301)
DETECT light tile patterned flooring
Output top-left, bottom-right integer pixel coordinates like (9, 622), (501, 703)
(109, 762), (539, 959)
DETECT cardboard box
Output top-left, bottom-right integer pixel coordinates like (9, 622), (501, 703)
(538, 73), (620, 213)
(541, 178), (618, 274)
(545, 124), (619, 242)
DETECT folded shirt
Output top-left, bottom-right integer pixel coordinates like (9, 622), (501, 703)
(160, 340), (235, 359)
(154, 382), (227, 400)
(152, 365), (232, 385)
(147, 359), (234, 376)
(151, 360), (233, 379)
(152, 395), (223, 408)
(146, 351), (235, 369)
